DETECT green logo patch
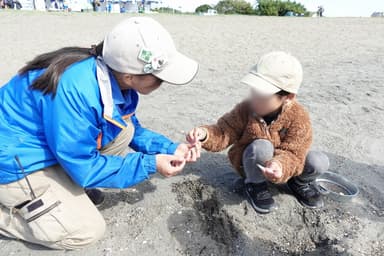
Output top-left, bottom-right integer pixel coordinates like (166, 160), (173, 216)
(138, 48), (153, 63)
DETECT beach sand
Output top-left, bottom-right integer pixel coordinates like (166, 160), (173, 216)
(0, 11), (383, 255)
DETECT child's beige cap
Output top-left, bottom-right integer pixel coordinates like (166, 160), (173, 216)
(103, 17), (198, 85)
(241, 51), (303, 95)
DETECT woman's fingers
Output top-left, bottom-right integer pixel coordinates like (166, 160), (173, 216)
(186, 150), (193, 162)
(157, 154), (186, 177)
(170, 157), (186, 174)
(186, 136), (192, 144)
(170, 155), (185, 165)
(189, 144), (202, 162)
(191, 148), (198, 161)
(185, 147), (196, 162)
(171, 158), (186, 172)
(195, 146), (201, 158)
(193, 142), (202, 158)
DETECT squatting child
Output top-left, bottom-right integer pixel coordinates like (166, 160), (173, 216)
(187, 51), (330, 214)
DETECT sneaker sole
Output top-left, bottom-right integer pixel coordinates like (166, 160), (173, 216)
(298, 198), (324, 209)
(244, 189), (273, 214)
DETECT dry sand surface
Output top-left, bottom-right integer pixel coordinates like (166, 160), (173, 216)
(0, 11), (383, 256)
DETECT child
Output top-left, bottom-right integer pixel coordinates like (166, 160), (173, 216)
(187, 51), (330, 214)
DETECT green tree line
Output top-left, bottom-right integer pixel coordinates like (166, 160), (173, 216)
(196, 0), (310, 16)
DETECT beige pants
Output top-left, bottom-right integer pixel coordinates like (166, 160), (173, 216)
(0, 119), (134, 249)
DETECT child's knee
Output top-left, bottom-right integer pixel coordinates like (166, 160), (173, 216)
(305, 151), (330, 174)
(243, 139), (274, 163)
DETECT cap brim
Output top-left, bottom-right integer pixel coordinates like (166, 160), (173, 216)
(241, 73), (281, 96)
(154, 52), (198, 85)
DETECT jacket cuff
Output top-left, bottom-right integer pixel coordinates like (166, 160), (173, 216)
(200, 126), (212, 146)
(199, 127), (209, 143)
(167, 143), (179, 155)
(143, 154), (157, 174)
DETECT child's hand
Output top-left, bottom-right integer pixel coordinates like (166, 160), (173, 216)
(261, 161), (283, 182)
(186, 127), (207, 145)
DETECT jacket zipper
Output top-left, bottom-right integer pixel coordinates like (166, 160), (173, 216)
(260, 119), (272, 139)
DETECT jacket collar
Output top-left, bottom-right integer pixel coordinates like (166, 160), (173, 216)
(252, 100), (295, 125)
(96, 57), (138, 129)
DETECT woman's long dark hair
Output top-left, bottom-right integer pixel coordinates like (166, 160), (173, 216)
(19, 42), (103, 96)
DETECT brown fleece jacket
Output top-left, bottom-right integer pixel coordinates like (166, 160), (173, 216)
(201, 99), (312, 184)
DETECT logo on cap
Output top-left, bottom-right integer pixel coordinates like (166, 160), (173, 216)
(138, 48), (167, 74)
(138, 48), (153, 63)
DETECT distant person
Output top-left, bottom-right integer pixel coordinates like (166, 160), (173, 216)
(107, 0), (111, 12)
(187, 52), (330, 214)
(51, 0), (58, 9)
(317, 6), (324, 17)
(62, 0), (68, 10)
(4, 0), (22, 9)
(0, 17), (199, 249)
(91, 0), (101, 11)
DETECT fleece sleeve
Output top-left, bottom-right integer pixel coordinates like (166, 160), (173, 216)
(271, 109), (313, 183)
(41, 80), (157, 189)
(129, 115), (179, 155)
(201, 101), (249, 152)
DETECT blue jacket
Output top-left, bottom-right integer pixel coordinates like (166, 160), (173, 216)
(0, 57), (178, 188)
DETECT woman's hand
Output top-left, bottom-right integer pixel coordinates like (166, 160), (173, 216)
(186, 127), (207, 145)
(261, 161), (283, 182)
(156, 154), (186, 177)
(174, 143), (201, 162)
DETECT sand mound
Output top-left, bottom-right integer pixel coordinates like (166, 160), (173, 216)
(170, 173), (381, 255)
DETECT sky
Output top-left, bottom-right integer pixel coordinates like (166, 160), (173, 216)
(160, 0), (383, 17)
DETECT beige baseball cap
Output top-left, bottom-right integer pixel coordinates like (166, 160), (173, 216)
(103, 17), (198, 85)
(241, 51), (303, 95)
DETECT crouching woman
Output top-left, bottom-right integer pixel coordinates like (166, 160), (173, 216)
(0, 17), (198, 249)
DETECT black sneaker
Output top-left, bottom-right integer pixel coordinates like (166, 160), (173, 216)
(244, 182), (275, 214)
(287, 179), (324, 208)
(85, 189), (105, 206)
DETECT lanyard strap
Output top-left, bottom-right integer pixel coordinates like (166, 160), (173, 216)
(96, 57), (114, 119)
